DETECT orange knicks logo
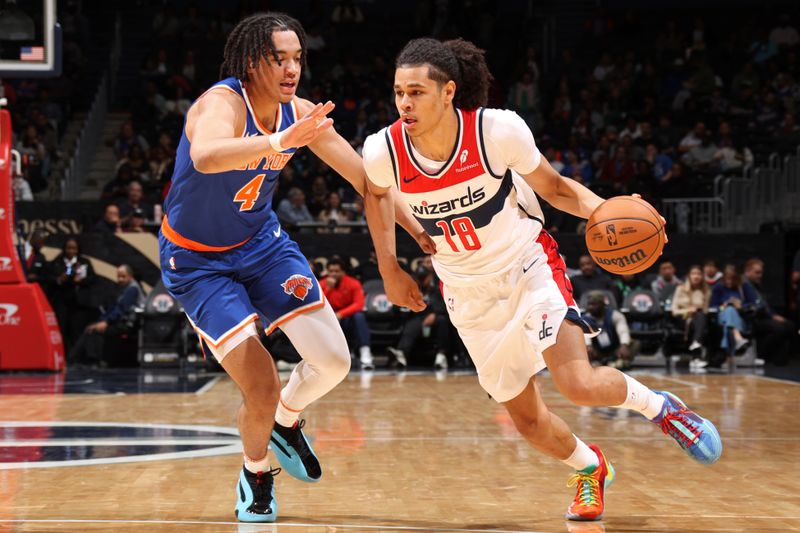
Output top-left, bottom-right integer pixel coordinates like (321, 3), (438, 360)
(281, 274), (314, 301)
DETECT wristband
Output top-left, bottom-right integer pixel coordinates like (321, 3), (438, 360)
(269, 130), (286, 152)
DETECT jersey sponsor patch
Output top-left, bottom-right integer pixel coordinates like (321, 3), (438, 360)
(281, 274), (314, 301)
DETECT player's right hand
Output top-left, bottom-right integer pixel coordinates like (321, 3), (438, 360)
(382, 263), (426, 312)
(281, 101), (335, 149)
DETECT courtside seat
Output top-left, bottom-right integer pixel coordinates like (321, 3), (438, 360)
(363, 279), (404, 350)
(621, 289), (668, 367)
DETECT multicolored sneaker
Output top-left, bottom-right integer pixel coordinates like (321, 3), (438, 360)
(270, 419), (322, 482)
(652, 391), (722, 464)
(565, 444), (615, 521)
(235, 466), (279, 523)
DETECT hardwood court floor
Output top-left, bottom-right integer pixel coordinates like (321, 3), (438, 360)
(1, 370), (799, 532)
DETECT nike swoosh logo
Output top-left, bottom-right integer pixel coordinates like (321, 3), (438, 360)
(273, 227), (281, 238)
(403, 174), (423, 183)
(522, 257), (539, 273)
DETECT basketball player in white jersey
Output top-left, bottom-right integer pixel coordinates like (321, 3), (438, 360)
(362, 37), (722, 522)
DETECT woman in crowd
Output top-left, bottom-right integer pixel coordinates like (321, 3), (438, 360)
(672, 265), (711, 364)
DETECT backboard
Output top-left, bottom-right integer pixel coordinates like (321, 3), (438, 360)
(0, 0), (61, 78)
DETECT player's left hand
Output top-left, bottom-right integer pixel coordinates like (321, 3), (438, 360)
(414, 230), (437, 255)
(281, 101), (336, 149)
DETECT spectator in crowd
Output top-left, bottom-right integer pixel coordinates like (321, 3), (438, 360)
(117, 181), (153, 222)
(102, 166), (135, 201)
(94, 204), (122, 234)
(12, 172), (33, 201)
(317, 191), (352, 233)
(769, 14), (799, 48)
(744, 258), (796, 366)
(22, 229), (49, 285)
(116, 144), (151, 183)
(703, 259), (723, 286)
(48, 238), (97, 352)
(678, 122), (706, 153)
(322, 258), (374, 370)
(113, 121), (149, 159)
(672, 265), (711, 355)
(651, 260), (681, 300)
(387, 257), (451, 371)
(583, 291), (637, 369)
(68, 264), (145, 367)
(16, 125), (49, 193)
(682, 133), (718, 172)
(613, 273), (643, 302)
(710, 264), (758, 357)
(123, 209), (147, 233)
(571, 255), (618, 304)
(277, 187), (314, 228)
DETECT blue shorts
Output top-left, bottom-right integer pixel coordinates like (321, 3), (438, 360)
(159, 220), (323, 347)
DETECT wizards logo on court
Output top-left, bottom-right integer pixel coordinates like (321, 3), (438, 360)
(282, 274), (313, 301)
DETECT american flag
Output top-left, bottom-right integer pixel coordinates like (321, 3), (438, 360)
(20, 46), (44, 61)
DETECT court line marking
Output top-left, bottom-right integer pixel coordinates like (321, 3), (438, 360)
(0, 438), (240, 447)
(195, 375), (223, 395)
(636, 373), (707, 389)
(0, 519), (546, 532)
(0, 421), (240, 435)
(0, 444), (243, 470)
(747, 374), (800, 386)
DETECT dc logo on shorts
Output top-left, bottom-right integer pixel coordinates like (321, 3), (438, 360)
(282, 274), (313, 301)
(538, 313), (553, 341)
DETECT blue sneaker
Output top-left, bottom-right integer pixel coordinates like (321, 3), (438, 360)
(235, 466), (279, 522)
(652, 391), (722, 464)
(270, 420), (321, 483)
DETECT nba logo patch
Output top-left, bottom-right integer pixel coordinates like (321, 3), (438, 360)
(282, 274), (313, 301)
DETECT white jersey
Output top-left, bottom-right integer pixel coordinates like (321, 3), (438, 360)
(363, 107), (545, 287)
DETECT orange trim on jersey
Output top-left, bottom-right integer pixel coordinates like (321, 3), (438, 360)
(279, 398), (304, 413)
(290, 98), (300, 122)
(161, 215), (250, 252)
(264, 298), (326, 335)
(240, 81), (280, 135)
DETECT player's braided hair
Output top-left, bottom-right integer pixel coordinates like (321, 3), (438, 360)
(220, 12), (307, 82)
(395, 37), (493, 110)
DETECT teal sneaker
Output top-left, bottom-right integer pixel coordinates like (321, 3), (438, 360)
(270, 419), (321, 483)
(235, 466), (279, 523)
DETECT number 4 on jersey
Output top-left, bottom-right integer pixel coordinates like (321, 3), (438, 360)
(234, 174), (265, 211)
(435, 216), (482, 252)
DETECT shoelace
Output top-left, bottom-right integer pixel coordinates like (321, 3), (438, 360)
(567, 472), (600, 507)
(253, 467), (282, 499)
(660, 407), (701, 447)
(286, 420), (313, 459)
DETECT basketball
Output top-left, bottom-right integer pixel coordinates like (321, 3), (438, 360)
(585, 196), (666, 275)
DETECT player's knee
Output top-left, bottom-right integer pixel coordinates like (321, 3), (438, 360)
(243, 384), (280, 415)
(325, 347), (351, 380)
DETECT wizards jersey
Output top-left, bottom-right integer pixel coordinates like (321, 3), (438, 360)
(162, 77), (298, 251)
(365, 108), (546, 287)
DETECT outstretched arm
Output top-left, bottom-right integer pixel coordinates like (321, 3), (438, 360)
(522, 156), (604, 219)
(188, 90), (335, 174)
(305, 99), (434, 253)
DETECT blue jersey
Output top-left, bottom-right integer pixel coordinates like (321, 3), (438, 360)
(163, 77), (298, 251)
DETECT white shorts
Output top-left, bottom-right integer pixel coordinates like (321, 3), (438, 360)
(441, 231), (583, 403)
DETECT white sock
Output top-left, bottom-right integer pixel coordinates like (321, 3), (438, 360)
(615, 374), (665, 419)
(360, 345), (372, 360)
(563, 436), (599, 471)
(244, 452), (271, 473)
(274, 394), (300, 428)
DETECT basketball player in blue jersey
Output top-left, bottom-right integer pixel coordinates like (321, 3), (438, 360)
(363, 38), (723, 522)
(160, 13), (431, 523)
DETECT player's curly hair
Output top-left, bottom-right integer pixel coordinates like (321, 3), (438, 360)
(395, 38), (493, 110)
(220, 12), (307, 82)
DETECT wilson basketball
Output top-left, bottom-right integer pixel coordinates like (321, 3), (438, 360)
(585, 196), (666, 275)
